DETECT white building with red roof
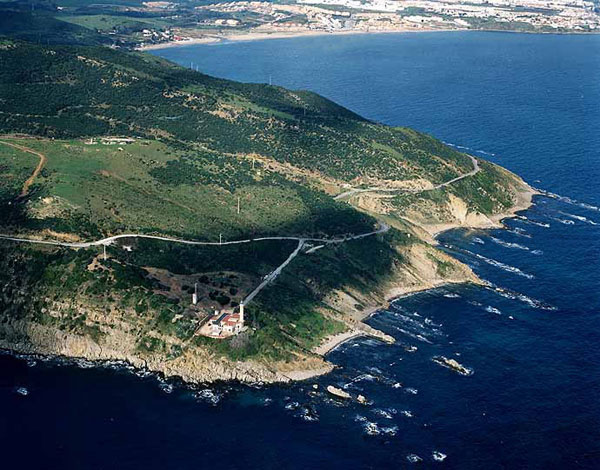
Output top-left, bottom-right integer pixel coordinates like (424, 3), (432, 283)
(201, 304), (245, 338)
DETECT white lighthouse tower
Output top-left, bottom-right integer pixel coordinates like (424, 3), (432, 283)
(192, 282), (198, 305)
(239, 303), (245, 324)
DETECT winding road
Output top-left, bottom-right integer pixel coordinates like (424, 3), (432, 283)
(0, 223), (390, 249)
(0, 223), (390, 305)
(0, 137), (480, 305)
(334, 156), (480, 200)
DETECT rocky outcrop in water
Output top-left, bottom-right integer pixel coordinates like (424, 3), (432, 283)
(432, 356), (474, 376)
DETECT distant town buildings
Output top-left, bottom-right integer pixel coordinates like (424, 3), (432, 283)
(196, 0), (599, 33)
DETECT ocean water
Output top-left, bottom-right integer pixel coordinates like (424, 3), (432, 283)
(2, 32), (599, 468)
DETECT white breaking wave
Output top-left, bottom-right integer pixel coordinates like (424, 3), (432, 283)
(551, 217), (575, 225)
(344, 373), (377, 389)
(360, 420), (398, 436)
(488, 284), (557, 311)
(363, 421), (381, 436)
(395, 312), (430, 330)
(472, 237), (485, 245)
(373, 408), (396, 420)
(443, 141), (496, 157)
(443, 293), (461, 298)
(458, 247), (535, 279)
(485, 305), (502, 315)
(506, 227), (532, 238)
(296, 406), (319, 422)
(490, 237), (530, 251)
(380, 426), (398, 436)
(559, 211), (598, 225)
(515, 215), (550, 228)
(538, 189), (600, 213)
(195, 388), (222, 405)
(395, 327), (433, 344)
(443, 141), (471, 151)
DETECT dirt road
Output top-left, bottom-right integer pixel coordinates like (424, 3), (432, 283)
(0, 140), (47, 198)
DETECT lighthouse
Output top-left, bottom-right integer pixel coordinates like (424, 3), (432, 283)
(192, 282), (198, 305)
(239, 303), (245, 324)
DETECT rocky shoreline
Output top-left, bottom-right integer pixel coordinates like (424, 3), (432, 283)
(311, 181), (537, 361)
(0, 178), (536, 386)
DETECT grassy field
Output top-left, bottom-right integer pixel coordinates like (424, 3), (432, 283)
(60, 15), (173, 32)
(0, 137), (374, 240)
(0, 142), (40, 198)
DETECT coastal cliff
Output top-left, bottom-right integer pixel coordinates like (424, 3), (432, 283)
(0, 41), (535, 384)
(0, 178), (533, 384)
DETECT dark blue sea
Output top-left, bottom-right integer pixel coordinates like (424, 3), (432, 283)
(3, 32), (599, 468)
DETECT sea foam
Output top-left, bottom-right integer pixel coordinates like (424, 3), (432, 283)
(538, 189), (600, 213)
(490, 237), (530, 251)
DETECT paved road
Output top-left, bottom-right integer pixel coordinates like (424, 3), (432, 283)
(0, 135), (480, 306)
(0, 223), (389, 305)
(334, 156), (480, 200)
(0, 223), (390, 249)
(243, 239), (305, 305)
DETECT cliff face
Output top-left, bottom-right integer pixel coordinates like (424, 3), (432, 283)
(320, 242), (481, 322)
(349, 163), (536, 238)
(0, 313), (332, 384)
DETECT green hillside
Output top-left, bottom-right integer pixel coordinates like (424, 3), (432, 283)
(0, 40), (528, 380)
(0, 41), (472, 185)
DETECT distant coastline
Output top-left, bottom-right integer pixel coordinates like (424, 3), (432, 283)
(138, 27), (597, 51)
(137, 27), (459, 51)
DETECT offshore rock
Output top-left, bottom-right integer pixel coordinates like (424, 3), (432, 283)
(432, 356), (474, 376)
(326, 385), (351, 400)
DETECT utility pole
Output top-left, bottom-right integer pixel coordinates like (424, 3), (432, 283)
(103, 244), (107, 262)
(219, 233), (222, 245)
(237, 196), (240, 215)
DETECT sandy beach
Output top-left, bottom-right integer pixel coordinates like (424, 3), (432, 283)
(137, 27), (458, 51)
